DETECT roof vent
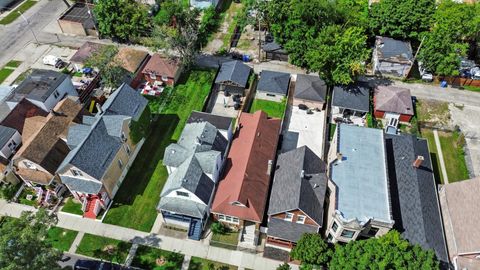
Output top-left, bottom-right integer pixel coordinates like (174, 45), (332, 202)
(300, 170), (305, 179)
(313, 183), (318, 188)
(171, 150), (176, 154)
(48, 76), (57, 80)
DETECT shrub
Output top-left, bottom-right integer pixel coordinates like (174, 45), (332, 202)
(277, 262), (291, 270)
(211, 222), (228, 235)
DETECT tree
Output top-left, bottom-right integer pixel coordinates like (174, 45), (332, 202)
(94, 0), (150, 42)
(85, 45), (131, 89)
(0, 209), (63, 270)
(211, 222), (228, 235)
(369, 0), (435, 40)
(151, 7), (201, 69)
(306, 26), (370, 85)
(328, 230), (439, 270)
(290, 233), (332, 268)
(277, 262), (291, 270)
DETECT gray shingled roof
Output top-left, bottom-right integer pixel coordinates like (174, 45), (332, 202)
(66, 123), (91, 149)
(215, 61), (252, 88)
(294, 74), (327, 103)
(187, 111), (233, 132)
(60, 175), (103, 194)
(332, 83), (370, 112)
(267, 218), (319, 243)
(257, 70), (290, 95)
(268, 146), (327, 226)
(157, 196), (209, 219)
(376, 36), (413, 63)
(374, 86), (414, 116)
(7, 69), (68, 103)
(262, 41), (287, 53)
(102, 83), (148, 121)
(385, 133), (449, 263)
(0, 125), (16, 148)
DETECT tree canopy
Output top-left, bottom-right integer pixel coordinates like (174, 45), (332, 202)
(290, 233), (332, 268)
(0, 210), (63, 270)
(94, 0), (150, 42)
(85, 45), (131, 90)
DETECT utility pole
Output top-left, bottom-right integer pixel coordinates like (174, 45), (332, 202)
(405, 36), (426, 79)
(18, 11), (39, 44)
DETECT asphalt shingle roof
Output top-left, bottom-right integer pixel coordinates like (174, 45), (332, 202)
(294, 74), (327, 103)
(268, 146), (327, 226)
(257, 70), (290, 96)
(0, 125), (16, 148)
(376, 36), (413, 63)
(385, 133), (449, 263)
(332, 83), (370, 112)
(267, 218), (318, 243)
(374, 86), (414, 116)
(187, 111), (233, 132)
(102, 83), (148, 121)
(215, 61), (251, 88)
(7, 69), (68, 103)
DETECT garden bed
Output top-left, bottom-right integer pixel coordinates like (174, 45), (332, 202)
(131, 245), (184, 270)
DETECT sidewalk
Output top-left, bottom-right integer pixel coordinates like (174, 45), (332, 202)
(0, 199), (293, 270)
(434, 129), (449, 184)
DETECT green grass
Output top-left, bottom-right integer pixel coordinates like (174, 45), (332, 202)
(221, 3), (244, 49)
(132, 245), (184, 270)
(249, 98), (286, 119)
(103, 69), (215, 231)
(0, 68), (14, 84)
(76, 233), (131, 263)
(421, 129), (444, 184)
(438, 131), (469, 182)
(211, 230), (239, 250)
(463, 85), (480, 92)
(61, 198), (84, 216)
(188, 256), (238, 270)
(18, 188), (37, 206)
(5, 60), (22, 68)
(46, 227), (78, 251)
(0, 0), (38, 25)
(329, 124), (337, 141)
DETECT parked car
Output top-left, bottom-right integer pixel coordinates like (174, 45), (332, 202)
(74, 259), (122, 270)
(418, 62), (433, 82)
(43, 55), (60, 66)
(471, 67), (480, 80)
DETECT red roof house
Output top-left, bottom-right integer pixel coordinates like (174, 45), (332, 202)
(141, 54), (182, 86)
(374, 85), (414, 122)
(211, 111), (281, 230)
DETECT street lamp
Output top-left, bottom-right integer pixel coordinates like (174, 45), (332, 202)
(17, 11), (39, 44)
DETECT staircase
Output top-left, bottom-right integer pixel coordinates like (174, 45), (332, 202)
(188, 219), (202, 241)
(83, 196), (99, 219)
(239, 223), (256, 246)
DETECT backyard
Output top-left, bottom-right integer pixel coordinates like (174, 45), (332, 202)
(188, 256), (238, 270)
(249, 98), (287, 119)
(76, 234), (131, 264)
(45, 227), (78, 251)
(103, 69), (215, 232)
(0, 0), (38, 25)
(131, 245), (184, 270)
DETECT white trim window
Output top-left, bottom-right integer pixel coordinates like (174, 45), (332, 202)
(218, 214), (239, 224)
(297, 215), (306, 224)
(70, 169), (83, 177)
(284, 212), (293, 222)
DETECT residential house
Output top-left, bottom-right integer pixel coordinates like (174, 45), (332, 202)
(115, 47), (150, 88)
(374, 85), (414, 122)
(439, 177), (480, 270)
(385, 133), (449, 265)
(331, 83), (370, 126)
(57, 3), (97, 37)
(293, 74), (327, 110)
(57, 83), (148, 218)
(190, 0), (219, 9)
(211, 111), (281, 247)
(256, 70), (291, 102)
(372, 36), (413, 78)
(158, 119), (230, 240)
(70, 42), (107, 71)
(267, 146), (327, 251)
(326, 124), (394, 243)
(214, 60), (252, 96)
(0, 98), (49, 139)
(262, 41), (289, 62)
(0, 125), (21, 159)
(12, 97), (84, 205)
(141, 54), (182, 86)
(186, 111), (234, 141)
(0, 85), (15, 122)
(5, 69), (77, 112)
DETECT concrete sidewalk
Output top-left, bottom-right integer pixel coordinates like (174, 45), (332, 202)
(434, 130), (449, 184)
(0, 199), (294, 270)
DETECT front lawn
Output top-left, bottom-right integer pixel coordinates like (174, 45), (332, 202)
(0, 0), (38, 25)
(438, 130), (469, 182)
(420, 129), (444, 184)
(61, 198), (84, 216)
(18, 188), (37, 206)
(46, 227), (78, 251)
(103, 69), (215, 232)
(131, 245), (184, 270)
(5, 60), (22, 68)
(188, 257), (238, 270)
(76, 233), (131, 264)
(249, 98), (286, 119)
(211, 230), (239, 250)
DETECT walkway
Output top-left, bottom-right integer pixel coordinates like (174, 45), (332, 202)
(0, 199), (294, 270)
(434, 130), (449, 184)
(68, 231), (84, 254)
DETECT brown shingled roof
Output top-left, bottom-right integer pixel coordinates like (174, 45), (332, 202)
(141, 54), (180, 78)
(212, 111), (281, 223)
(0, 99), (49, 136)
(115, 47), (149, 74)
(374, 85), (414, 116)
(70, 42), (107, 64)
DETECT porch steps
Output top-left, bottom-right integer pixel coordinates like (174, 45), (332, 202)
(188, 219), (202, 241)
(83, 196), (98, 219)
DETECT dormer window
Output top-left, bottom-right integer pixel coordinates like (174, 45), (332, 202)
(161, 76), (168, 82)
(297, 215), (306, 224)
(150, 73), (156, 80)
(70, 169), (83, 177)
(23, 161), (36, 170)
(176, 191), (189, 197)
(284, 212), (293, 222)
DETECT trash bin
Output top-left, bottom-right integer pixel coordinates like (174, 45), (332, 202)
(242, 54), (250, 62)
(440, 81), (448, 88)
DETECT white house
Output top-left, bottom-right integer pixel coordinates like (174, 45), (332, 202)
(0, 125), (21, 159)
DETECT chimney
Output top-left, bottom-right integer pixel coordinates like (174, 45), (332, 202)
(300, 170), (305, 179)
(336, 152), (343, 163)
(267, 160), (273, 175)
(413, 155), (424, 168)
(96, 103), (103, 114)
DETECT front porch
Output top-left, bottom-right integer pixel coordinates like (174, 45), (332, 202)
(331, 107), (367, 126)
(161, 211), (204, 241)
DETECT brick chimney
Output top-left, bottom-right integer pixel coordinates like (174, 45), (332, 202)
(413, 155), (424, 168)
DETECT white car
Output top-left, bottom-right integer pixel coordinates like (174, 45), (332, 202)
(43, 55), (60, 66)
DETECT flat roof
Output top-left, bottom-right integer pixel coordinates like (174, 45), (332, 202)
(59, 3), (95, 29)
(330, 124), (392, 224)
(7, 69), (67, 103)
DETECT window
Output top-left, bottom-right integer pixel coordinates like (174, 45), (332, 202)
(53, 90), (60, 99)
(232, 217), (239, 223)
(70, 169), (83, 177)
(327, 233), (333, 242)
(124, 144), (131, 155)
(297, 215), (306, 224)
(121, 132), (126, 141)
(326, 187), (331, 198)
(284, 212), (293, 221)
(332, 221), (338, 232)
(226, 216), (232, 222)
(150, 73), (156, 80)
(218, 214), (225, 221)
(367, 227), (379, 237)
(176, 191), (189, 197)
(23, 161), (36, 169)
(117, 159), (123, 169)
(161, 76), (169, 82)
(340, 229), (355, 239)
(266, 93), (276, 97)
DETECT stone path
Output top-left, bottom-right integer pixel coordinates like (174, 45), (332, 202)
(181, 255), (191, 270)
(125, 243), (139, 267)
(68, 231), (84, 254)
(434, 129), (449, 184)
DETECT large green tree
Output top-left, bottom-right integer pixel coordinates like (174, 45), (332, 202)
(328, 231), (439, 270)
(369, 0), (435, 40)
(290, 233), (332, 268)
(0, 210), (63, 270)
(94, 0), (150, 42)
(85, 45), (131, 89)
(418, 0), (480, 76)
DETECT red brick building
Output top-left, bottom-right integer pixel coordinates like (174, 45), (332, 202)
(374, 85), (414, 122)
